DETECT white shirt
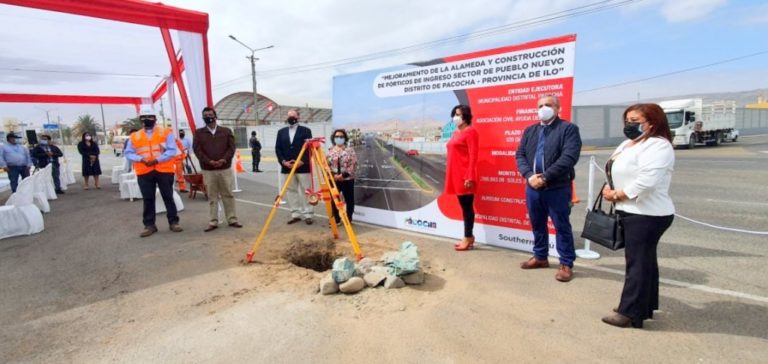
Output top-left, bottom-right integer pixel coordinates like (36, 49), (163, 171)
(288, 124), (298, 144)
(609, 137), (675, 216)
(207, 126), (217, 135)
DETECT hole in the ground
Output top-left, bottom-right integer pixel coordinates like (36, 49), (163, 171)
(284, 238), (338, 272)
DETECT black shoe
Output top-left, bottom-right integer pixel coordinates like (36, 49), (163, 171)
(55, 189), (65, 194)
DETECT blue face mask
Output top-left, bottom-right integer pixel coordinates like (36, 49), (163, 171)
(40, 140), (49, 145)
(334, 137), (345, 146)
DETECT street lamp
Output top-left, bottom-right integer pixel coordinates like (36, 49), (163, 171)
(228, 35), (273, 124)
(34, 106), (62, 142)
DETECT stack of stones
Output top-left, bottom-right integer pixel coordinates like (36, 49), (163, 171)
(319, 242), (425, 295)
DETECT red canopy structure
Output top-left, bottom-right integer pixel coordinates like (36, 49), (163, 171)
(0, 0), (212, 130)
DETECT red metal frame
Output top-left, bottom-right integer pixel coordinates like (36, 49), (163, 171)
(0, 0), (210, 130)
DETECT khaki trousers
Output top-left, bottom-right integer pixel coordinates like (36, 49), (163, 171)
(202, 168), (238, 224)
(282, 172), (313, 219)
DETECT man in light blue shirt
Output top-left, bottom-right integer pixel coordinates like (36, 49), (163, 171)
(0, 132), (33, 193)
(179, 129), (193, 173)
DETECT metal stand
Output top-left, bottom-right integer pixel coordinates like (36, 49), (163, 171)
(245, 137), (363, 263)
(576, 156), (601, 259)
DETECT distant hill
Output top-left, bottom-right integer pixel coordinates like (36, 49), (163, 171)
(637, 88), (767, 107)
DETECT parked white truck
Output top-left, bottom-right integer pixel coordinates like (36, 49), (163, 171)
(660, 98), (738, 149)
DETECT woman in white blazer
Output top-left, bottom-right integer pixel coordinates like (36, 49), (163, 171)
(600, 103), (675, 329)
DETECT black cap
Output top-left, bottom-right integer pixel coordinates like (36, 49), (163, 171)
(6, 132), (20, 141)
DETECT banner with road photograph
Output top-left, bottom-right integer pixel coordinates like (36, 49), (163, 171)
(332, 34), (576, 252)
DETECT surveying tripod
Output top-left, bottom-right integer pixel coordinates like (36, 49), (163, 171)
(245, 137), (363, 263)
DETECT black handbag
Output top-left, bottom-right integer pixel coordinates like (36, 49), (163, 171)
(581, 182), (625, 250)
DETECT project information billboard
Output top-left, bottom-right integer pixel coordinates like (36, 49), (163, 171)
(333, 34), (576, 252)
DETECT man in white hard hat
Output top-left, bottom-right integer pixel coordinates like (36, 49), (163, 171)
(124, 106), (183, 237)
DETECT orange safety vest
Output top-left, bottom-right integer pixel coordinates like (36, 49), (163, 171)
(130, 127), (176, 175)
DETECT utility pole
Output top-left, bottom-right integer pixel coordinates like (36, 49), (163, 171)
(100, 104), (107, 144)
(228, 35), (273, 125)
(57, 115), (63, 144)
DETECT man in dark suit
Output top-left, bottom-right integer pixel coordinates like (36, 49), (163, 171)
(31, 134), (65, 194)
(275, 109), (314, 224)
(515, 94), (582, 282)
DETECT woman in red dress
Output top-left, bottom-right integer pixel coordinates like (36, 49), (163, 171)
(445, 105), (480, 251)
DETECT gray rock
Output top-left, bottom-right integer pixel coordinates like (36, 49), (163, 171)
(355, 257), (375, 276)
(363, 272), (386, 287)
(380, 251), (398, 264)
(339, 277), (365, 294)
(332, 257), (356, 283)
(384, 275), (405, 289)
(369, 266), (390, 275)
(319, 276), (339, 295)
(402, 271), (425, 285)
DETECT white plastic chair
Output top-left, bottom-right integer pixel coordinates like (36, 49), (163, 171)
(155, 188), (184, 214)
(29, 173), (51, 213)
(111, 166), (122, 184)
(60, 157), (77, 186)
(40, 165), (57, 200)
(1, 176), (44, 239)
(119, 172), (142, 201)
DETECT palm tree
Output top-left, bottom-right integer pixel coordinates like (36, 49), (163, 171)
(120, 117), (142, 135)
(72, 114), (98, 141)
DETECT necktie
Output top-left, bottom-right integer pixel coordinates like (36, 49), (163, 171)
(535, 126), (546, 174)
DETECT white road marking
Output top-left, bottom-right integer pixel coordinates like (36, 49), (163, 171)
(425, 174), (438, 183)
(235, 196), (768, 305)
(705, 198), (768, 207)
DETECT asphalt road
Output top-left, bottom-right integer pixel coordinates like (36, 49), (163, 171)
(353, 136), (435, 211)
(1, 135), (767, 362)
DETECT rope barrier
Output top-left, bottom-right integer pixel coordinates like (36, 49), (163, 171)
(588, 160), (768, 235)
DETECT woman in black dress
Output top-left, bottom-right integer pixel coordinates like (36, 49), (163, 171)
(77, 132), (102, 189)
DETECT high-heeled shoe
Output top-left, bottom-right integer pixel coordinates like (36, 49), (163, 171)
(454, 237), (475, 250)
(601, 313), (643, 328)
(454, 237), (475, 251)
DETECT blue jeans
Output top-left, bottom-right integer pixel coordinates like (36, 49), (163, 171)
(525, 185), (576, 267)
(7, 165), (30, 193)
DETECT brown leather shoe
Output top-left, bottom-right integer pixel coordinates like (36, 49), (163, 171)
(305, 218), (314, 225)
(170, 224), (183, 232)
(204, 224), (218, 232)
(602, 313), (643, 328)
(520, 257), (550, 269)
(555, 264), (573, 282)
(140, 225), (158, 238)
(287, 217), (301, 225)
(228, 222), (243, 228)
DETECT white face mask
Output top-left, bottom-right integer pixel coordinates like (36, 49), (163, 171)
(85, 136), (92, 141)
(452, 116), (463, 125)
(537, 106), (555, 122)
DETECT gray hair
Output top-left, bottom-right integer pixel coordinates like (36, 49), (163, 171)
(539, 94), (560, 108)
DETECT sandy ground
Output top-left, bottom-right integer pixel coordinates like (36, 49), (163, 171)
(1, 145), (767, 363)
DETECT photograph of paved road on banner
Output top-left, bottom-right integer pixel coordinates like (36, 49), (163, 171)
(334, 34), (576, 250)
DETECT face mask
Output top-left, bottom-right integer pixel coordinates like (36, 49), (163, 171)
(334, 137), (345, 146)
(287, 116), (298, 125)
(40, 140), (49, 145)
(537, 106), (555, 122)
(142, 119), (156, 128)
(452, 116), (463, 125)
(85, 136), (92, 141)
(623, 122), (644, 140)
(203, 116), (216, 125)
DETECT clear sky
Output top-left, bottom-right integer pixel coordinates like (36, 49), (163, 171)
(1, 0), (766, 128)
